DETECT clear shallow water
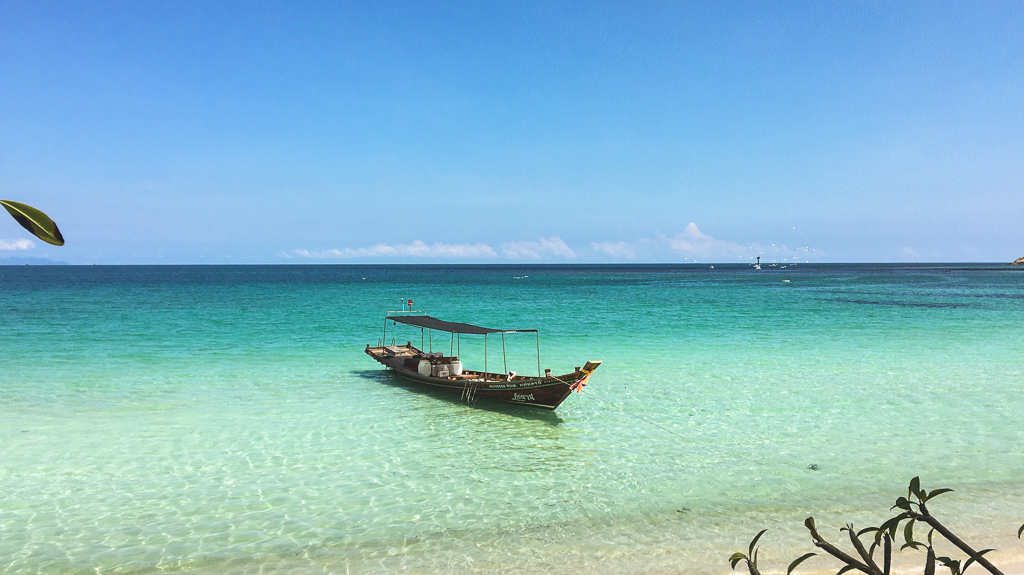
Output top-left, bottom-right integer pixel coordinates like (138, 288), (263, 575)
(2, 264), (1023, 574)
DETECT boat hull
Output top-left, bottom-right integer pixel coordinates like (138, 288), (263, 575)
(364, 345), (597, 410)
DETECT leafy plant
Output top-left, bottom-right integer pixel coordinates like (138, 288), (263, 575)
(1, 200), (64, 246)
(731, 477), (1022, 575)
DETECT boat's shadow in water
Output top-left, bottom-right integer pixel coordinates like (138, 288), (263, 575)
(354, 369), (565, 424)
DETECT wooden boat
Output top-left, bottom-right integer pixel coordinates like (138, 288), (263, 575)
(365, 310), (600, 410)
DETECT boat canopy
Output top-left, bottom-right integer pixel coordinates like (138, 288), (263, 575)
(387, 314), (535, 335)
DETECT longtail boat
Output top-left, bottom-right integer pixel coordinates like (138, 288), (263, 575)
(365, 308), (600, 410)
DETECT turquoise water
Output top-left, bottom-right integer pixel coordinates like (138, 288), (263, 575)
(2, 264), (1023, 574)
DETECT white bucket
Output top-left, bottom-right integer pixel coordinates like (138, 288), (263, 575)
(417, 360), (432, 377)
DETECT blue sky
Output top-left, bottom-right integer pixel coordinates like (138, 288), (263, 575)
(1, 0), (1021, 264)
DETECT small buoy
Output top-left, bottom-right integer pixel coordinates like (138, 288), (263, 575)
(782, 279), (791, 283)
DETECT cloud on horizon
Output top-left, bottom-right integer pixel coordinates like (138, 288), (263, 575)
(590, 241), (637, 259)
(287, 236), (580, 261)
(501, 237), (575, 260)
(0, 238), (34, 251)
(287, 240), (497, 259)
(284, 227), (816, 263)
(899, 246), (920, 259)
(662, 222), (754, 259)
(590, 223), (818, 262)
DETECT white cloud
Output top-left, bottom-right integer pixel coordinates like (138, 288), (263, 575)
(664, 223), (749, 258)
(899, 246), (920, 259)
(0, 238), (34, 251)
(590, 241), (636, 259)
(657, 222), (815, 261)
(284, 227), (816, 263)
(288, 236), (578, 261)
(287, 241), (497, 259)
(501, 237), (575, 260)
(563, 223), (820, 262)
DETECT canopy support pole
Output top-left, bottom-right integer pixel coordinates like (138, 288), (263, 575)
(501, 332), (507, 374)
(536, 332), (541, 377)
(484, 334), (487, 380)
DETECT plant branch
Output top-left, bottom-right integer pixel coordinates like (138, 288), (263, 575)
(911, 503), (1004, 575)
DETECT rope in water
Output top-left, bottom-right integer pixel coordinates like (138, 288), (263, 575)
(579, 388), (688, 441)
(549, 373), (686, 441)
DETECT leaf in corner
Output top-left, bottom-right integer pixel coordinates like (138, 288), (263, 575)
(0, 200), (64, 246)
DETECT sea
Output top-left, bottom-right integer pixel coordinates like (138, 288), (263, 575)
(2, 263), (1023, 574)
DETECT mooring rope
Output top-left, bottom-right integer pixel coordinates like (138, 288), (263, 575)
(579, 389), (688, 441)
(549, 373), (688, 441)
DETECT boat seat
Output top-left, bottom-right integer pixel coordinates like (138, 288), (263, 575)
(384, 345), (405, 356)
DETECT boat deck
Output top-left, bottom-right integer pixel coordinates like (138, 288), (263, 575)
(366, 343), (555, 382)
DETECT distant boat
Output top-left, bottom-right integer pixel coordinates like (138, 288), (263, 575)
(365, 310), (601, 410)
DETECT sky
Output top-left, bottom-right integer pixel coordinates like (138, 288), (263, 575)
(1, 0), (1022, 264)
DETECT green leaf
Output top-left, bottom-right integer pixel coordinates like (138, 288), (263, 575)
(904, 519), (916, 545)
(836, 565), (858, 575)
(0, 200), (64, 246)
(900, 541), (924, 551)
(937, 557), (961, 575)
(729, 552), (747, 570)
(786, 552), (816, 575)
(1018, 523), (1024, 539)
(963, 549), (995, 573)
(749, 529), (768, 556)
(804, 517), (820, 539)
(879, 516), (903, 540)
(893, 497), (911, 511)
(925, 488), (953, 501)
(883, 533), (892, 572)
(909, 477), (921, 499)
